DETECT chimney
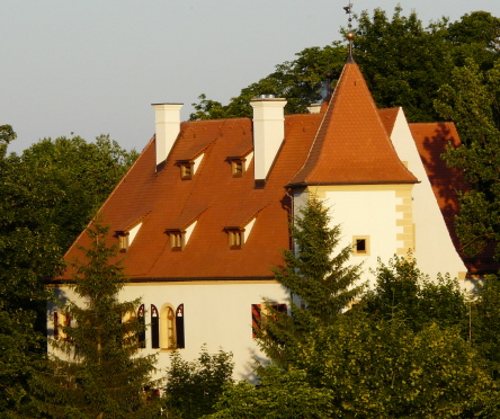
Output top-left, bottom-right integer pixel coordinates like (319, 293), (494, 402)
(152, 103), (183, 167)
(250, 96), (287, 181)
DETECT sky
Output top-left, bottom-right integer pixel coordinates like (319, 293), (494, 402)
(1, 1), (499, 154)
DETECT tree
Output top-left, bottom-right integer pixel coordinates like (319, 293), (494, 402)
(0, 125), (63, 416)
(258, 196), (363, 367)
(163, 347), (234, 418)
(211, 366), (333, 419)
(36, 224), (157, 418)
(190, 43), (347, 120)
(354, 6), (453, 122)
(471, 275), (500, 382)
(363, 256), (468, 333)
(434, 58), (500, 260)
(15, 135), (138, 251)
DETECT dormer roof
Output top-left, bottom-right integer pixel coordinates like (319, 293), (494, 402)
(291, 63), (417, 186)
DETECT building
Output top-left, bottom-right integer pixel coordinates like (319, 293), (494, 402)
(50, 57), (475, 379)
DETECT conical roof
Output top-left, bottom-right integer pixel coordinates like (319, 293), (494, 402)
(290, 62), (417, 186)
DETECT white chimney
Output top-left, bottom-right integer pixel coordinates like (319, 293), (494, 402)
(152, 103), (183, 167)
(250, 97), (287, 181)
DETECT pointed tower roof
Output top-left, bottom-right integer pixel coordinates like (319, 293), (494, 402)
(290, 63), (417, 186)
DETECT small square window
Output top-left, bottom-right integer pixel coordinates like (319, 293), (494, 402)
(115, 231), (129, 252)
(352, 236), (370, 255)
(180, 162), (193, 180)
(225, 227), (243, 249)
(166, 230), (185, 250)
(231, 159), (244, 177)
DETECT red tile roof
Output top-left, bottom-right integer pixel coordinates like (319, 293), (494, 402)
(62, 115), (323, 280)
(291, 64), (417, 186)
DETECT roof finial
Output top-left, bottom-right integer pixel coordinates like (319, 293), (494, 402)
(344, 1), (355, 62)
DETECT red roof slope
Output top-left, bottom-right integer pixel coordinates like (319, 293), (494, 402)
(291, 63), (417, 185)
(63, 115), (322, 280)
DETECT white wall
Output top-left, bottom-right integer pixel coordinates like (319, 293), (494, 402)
(48, 281), (289, 381)
(389, 109), (467, 280)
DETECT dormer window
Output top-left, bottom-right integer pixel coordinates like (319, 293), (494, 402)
(115, 231), (129, 252)
(227, 152), (252, 178)
(225, 228), (243, 249)
(166, 229), (185, 250)
(114, 222), (142, 253)
(176, 153), (204, 180)
(177, 161), (194, 180)
(230, 157), (245, 177)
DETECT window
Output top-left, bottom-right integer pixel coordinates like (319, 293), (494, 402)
(160, 305), (177, 349)
(115, 231), (129, 252)
(352, 236), (370, 255)
(251, 303), (287, 338)
(175, 304), (185, 349)
(54, 311), (71, 340)
(176, 160), (194, 180)
(138, 304), (146, 348)
(229, 158), (244, 177)
(225, 227), (243, 249)
(151, 304), (160, 349)
(166, 229), (185, 250)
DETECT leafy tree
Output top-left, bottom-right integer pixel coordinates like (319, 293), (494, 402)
(15, 135), (138, 251)
(190, 44), (347, 120)
(434, 58), (500, 260)
(296, 314), (497, 417)
(163, 347), (234, 418)
(354, 6), (453, 122)
(0, 125), (63, 416)
(363, 256), (468, 333)
(446, 11), (500, 70)
(211, 366), (333, 419)
(471, 275), (500, 382)
(35, 224), (157, 418)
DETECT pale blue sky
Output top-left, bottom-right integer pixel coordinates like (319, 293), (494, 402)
(1, 0), (499, 153)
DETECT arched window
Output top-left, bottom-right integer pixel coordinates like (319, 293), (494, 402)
(160, 305), (176, 349)
(151, 304), (160, 349)
(137, 304), (146, 348)
(53, 311), (60, 340)
(176, 304), (185, 349)
(54, 311), (71, 341)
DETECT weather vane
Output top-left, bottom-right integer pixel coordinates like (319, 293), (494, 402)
(343, 1), (355, 61)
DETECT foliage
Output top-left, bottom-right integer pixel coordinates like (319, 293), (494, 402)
(258, 196), (362, 367)
(35, 224), (157, 418)
(211, 366), (333, 419)
(163, 347), (234, 419)
(15, 135), (138, 251)
(362, 256), (468, 333)
(298, 314), (497, 417)
(190, 43), (347, 120)
(0, 125), (61, 416)
(471, 275), (500, 382)
(435, 59), (500, 260)
(354, 7), (453, 122)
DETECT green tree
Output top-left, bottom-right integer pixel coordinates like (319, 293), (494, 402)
(35, 224), (157, 418)
(0, 125), (63, 416)
(434, 59), (500, 260)
(211, 366), (333, 419)
(259, 196), (363, 367)
(190, 44), (347, 120)
(15, 135), (138, 251)
(163, 347), (234, 418)
(363, 256), (468, 333)
(471, 275), (500, 382)
(354, 6), (453, 122)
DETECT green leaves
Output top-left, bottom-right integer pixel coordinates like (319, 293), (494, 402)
(164, 347), (234, 418)
(44, 224), (158, 418)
